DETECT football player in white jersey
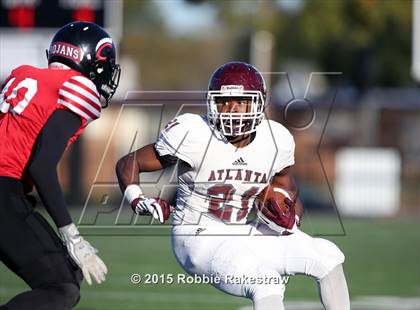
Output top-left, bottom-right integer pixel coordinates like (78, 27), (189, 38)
(116, 62), (350, 310)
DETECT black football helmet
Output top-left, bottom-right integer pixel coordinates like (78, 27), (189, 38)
(47, 21), (121, 107)
(207, 61), (267, 136)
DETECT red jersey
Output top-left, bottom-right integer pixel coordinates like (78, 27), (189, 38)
(0, 65), (101, 179)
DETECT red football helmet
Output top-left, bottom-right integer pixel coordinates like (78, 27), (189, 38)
(207, 61), (267, 136)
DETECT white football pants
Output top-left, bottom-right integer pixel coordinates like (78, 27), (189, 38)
(171, 220), (345, 307)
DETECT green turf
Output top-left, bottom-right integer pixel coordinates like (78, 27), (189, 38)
(1, 216), (419, 309)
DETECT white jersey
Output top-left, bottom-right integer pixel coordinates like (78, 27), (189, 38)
(161, 114), (346, 307)
(155, 113), (295, 225)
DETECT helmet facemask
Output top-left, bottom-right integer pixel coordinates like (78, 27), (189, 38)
(91, 39), (121, 108)
(91, 59), (121, 108)
(207, 86), (265, 136)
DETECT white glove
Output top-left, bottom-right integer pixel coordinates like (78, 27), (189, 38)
(59, 223), (108, 285)
(131, 196), (165, 224)
(125, 184), (171, 224)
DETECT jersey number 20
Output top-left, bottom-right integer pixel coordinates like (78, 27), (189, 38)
(207, 184), (259, 222)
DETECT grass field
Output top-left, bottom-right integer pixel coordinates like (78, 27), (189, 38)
(1, 215), (419, 309)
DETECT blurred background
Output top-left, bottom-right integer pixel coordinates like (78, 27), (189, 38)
(1, 0), (419, 309)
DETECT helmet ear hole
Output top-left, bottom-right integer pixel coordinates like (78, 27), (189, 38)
(89, 72), (96, 80)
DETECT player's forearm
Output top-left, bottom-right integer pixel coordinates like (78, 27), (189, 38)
(284, 183), (303, 222)
(116, 145), (173, 223)
(271, 166), (303, 221)
(116, 144), (170, 193)
(28, 110), (81, 228)
(295, 198), (303, 220)
(285, 186), (303, 222)
(115, 153), (141, 193)
(28, 143), (73, 227)
(30, 166), (73, 227)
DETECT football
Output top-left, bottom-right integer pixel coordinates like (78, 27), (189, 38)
(254, 185), (296, 231)
(256, 185), (293, 213)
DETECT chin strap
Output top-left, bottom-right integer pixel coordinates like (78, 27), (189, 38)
(225, 131), (256, 145)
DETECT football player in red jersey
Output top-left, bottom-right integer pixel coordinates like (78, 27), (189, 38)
(116, 62), (350, 309)
(0, 22), (120, 309)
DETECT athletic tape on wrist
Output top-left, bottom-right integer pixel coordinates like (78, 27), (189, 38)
(124, 184), (143, 204)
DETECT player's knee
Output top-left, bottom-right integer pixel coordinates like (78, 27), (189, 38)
(251, 287), (285, 310)
(246, 269), (286, 301)
(51, 283), (80, 309)
(316, 238), (345, 264)
(313, 238), (345, 279)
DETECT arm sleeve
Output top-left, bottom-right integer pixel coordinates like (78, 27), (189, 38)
(28, 109), (82, 228)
